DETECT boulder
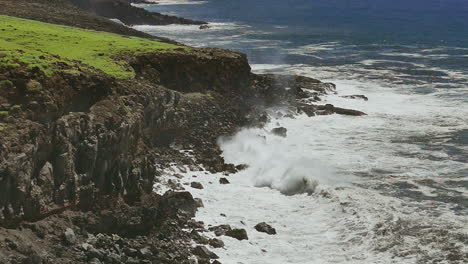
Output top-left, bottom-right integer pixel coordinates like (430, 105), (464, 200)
(226, 228), (248, 241)
(191, 182), (204, 189)
(219, 178), (230, 184)
(271, 127), (287, 137)
(254, 222), (277, 235)
(64, 228), (77, 245)
(209, 238), (225, 248)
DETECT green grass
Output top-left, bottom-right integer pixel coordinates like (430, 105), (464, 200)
(0, 15), (188, 79)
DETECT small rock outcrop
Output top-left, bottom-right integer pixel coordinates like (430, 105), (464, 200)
(191, 182), (204, 189)
(219, 178), (230, 184)
(271, 127), (287, 137)
(226, 228), (249, 241)
(341, 94), (369, 101)
(255, 222), (277, 235)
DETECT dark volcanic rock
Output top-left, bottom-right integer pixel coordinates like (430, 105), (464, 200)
(219, 178), (230, 184)
(317, 104), (367, 116)
(209, 238), (225, 248)
(341, 94), (369, 101)
(191, 182), (204, 189)
(271, 127), (287, 137)
(298, 103), (366, 117)
(226, 228), (248, 241)
(208, 225), (232, 237)
(255, 222), (277, 235)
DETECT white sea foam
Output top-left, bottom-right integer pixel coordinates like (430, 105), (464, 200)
(152, 66), (467, 263)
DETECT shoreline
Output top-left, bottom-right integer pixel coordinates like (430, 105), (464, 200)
(0, 2), (368, 262)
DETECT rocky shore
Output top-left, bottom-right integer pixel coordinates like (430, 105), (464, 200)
(0, 1), (366, 263)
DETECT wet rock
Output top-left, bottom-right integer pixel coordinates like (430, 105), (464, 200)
(226, 228), (248, 241)
(64, 228), (77, 245)
(192, 246), (218, 259)
(255, 222), (277, 235)
(199, 25), (210, 30)
(341, 94), (368, 101)
(212, 261), (222, 264)
(209, 238), (224, 248)
(191, 230), (209, 244)
(219, 178), (230, 184)
(297, 104), (317, 117)
(191, 182), (204, 189)
(271, 127), (287, 137)
(208, 225), (232, 236)
(316, 104), (366, 116)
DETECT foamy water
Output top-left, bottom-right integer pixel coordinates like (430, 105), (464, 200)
(154, 73), (467, 263)
(143, 2), (468, 262)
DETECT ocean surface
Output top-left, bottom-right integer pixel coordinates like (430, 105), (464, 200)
(136, 1), (467, 263)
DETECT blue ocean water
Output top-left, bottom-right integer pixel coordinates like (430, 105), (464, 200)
(145, 0), (468, 92)
(140, 1), (468, 262)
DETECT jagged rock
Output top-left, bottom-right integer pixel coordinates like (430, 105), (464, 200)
(64, 228), (77, 245)
(192, 246), (218, 259)
(271, 127), (287, 137)
(255, 222), (277, 235)
(209, 238), (224, 248)
(191, 182), (204, 189)
(226, 228), (248, 241)
(219, 178), (230, 184)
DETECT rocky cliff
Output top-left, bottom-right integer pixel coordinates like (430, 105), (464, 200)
(0, 8), (360, 263)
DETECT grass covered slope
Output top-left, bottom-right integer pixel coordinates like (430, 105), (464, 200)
(0, 15), (187, 79)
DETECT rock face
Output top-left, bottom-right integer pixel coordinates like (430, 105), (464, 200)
(0, 21), (366, 262)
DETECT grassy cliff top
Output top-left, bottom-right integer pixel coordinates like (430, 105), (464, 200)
(0, 15), (187, 79)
